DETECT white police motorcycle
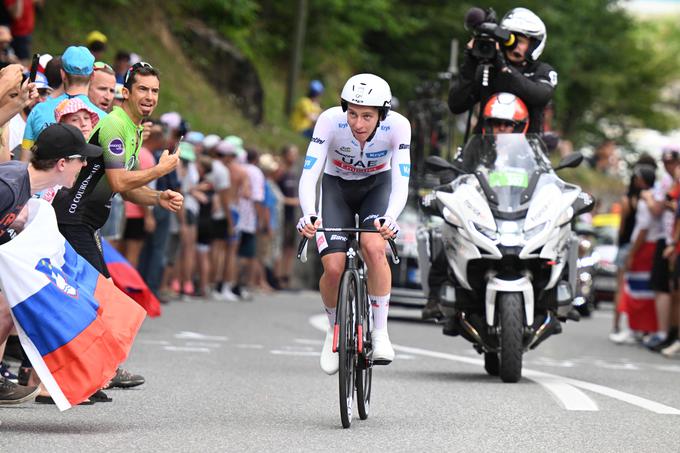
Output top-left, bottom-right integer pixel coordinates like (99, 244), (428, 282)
(421, 134), (593, 382)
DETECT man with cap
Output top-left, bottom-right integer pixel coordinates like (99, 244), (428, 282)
(207, 137), (236, 300)
(22, 46), (107, 155)
(86, 30), (108, 62)
(290, 80), (324, 138)
(218, 136), (250, 300)
(0, 123), (101, 405)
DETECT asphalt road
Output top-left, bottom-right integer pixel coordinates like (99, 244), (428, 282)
(2, 291), (679, 452)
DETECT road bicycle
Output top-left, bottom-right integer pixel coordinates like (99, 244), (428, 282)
(297, 218), (400, 428)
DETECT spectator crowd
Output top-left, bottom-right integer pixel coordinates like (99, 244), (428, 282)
(610, 147), (680, 358)
(0, 21), (304, 406)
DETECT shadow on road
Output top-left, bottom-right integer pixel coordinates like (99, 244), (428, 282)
(391, 368), (533, 385)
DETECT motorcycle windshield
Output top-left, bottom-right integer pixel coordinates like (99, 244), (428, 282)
(462, 134), (550, 213)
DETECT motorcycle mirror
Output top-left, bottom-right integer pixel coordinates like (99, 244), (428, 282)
(425, 155), (456, 172)
(555, 152), (584, 171)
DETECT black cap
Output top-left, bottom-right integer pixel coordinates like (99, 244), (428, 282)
(34, 123), (103, 160)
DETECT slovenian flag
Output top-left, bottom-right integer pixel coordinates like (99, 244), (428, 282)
(0, 199), (146, 411)
(102, 239), (161, 318)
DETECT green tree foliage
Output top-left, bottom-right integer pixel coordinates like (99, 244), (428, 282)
(175, 0), (678, 144)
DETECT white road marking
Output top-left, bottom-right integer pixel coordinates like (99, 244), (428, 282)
(137, 340), (171, 345)
(521, 372), (598, 411)
(281, 345), (316, 352)
(654, 364), (680, 373)
(309, 314), (680, 414)
(174, 331), (228, 341)
(295, 338), (323, 345)
(271, 350), (320, 357)
(235, 344), (264, 349)
(184, 342), (222, 348)
(163, 346), (211, 353)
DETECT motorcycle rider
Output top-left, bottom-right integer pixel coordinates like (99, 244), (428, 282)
(449, 7), (557, 135)
(423, 6), (556, 320)
(422, 93), (529, 321)
(482, 92), (529, 135)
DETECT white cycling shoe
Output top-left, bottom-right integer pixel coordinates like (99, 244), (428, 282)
(320, 327), (339, 375)
(371, 328), (394, 365)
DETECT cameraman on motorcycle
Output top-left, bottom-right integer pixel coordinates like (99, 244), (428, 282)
(422, 93), (529, 321)
(422, 7), (556, 321)
(448, 7), (557, 135)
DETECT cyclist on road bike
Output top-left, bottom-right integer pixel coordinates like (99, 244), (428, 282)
(297, 73), (411, 375)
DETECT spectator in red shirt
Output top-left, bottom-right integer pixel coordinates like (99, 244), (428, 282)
(4, 0), (35, 65)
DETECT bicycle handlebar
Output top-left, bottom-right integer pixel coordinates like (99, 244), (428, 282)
(296, 227), (401, 265)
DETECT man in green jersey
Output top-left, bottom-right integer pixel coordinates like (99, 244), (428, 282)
(51, 61), (183, 394)
(53, 61), (181, 276)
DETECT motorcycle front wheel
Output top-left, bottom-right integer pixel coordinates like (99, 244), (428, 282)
(498, 292), (524, 383)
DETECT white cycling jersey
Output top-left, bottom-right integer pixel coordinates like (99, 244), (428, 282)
(298, 106), (411, 220)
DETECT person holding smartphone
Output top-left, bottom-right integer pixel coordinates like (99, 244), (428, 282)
(51, 61), (183, 393)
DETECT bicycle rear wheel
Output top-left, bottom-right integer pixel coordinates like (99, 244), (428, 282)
(338, 271), (358, 428)
(355, 276), (372, 420)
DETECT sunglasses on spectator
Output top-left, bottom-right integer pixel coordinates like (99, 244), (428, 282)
(123, 61), (155, 86)
(93, 61), (113, 72)
(67, 154), (87, 163)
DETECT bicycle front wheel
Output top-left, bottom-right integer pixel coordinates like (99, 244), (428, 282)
(355, 276), (372, 420)
(338, 270), (358, 429)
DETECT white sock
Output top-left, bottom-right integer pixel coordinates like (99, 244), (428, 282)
(324, 306), (336, 329)
(370, 294), (390, 331)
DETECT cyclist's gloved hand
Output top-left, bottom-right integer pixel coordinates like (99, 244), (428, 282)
(374, 216), (399, 239)
(297, 214), (320, 238)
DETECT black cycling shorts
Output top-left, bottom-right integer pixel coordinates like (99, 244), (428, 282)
(317, 172), (390, 257)
(59, 223), (111, 278)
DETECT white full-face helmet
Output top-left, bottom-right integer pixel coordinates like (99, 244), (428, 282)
(501, 7), (547, 62)
(340, 73), (392, 120)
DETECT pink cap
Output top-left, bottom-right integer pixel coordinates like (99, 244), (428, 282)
(54, 98), (100, 127)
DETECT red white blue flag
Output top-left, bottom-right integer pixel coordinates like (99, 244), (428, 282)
(0, 199), (146, 410)
(102, 239), (161, 317)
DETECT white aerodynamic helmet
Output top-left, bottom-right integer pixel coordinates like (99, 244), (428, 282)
(501, 7), (547, 62)
(340, 73), (392, 120)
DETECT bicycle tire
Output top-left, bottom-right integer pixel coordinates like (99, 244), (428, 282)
(355, 274), (372, 420)
(338, 271), (358, 428)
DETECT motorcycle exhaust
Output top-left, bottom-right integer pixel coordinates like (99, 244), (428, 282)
(528, 312), (562, 350)
(459, 312), (485, 346)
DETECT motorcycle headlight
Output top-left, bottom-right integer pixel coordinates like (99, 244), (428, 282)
(524, 221), (548, 240)
(470, 221), (498, 241)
